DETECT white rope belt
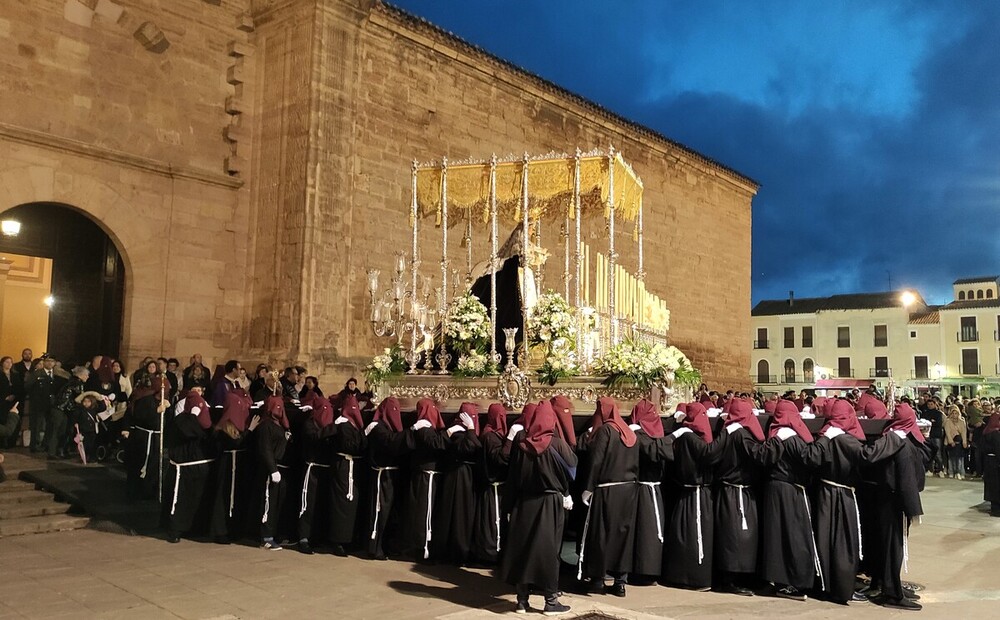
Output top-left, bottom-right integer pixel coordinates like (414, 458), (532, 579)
(423, 470), (439, 559)
(683, 484), (706, 564)
(795, 483), (825, 590)
(336, 453), (357, 501)
(169, 458), (214, 516)
(821, 478), (863, 560)
(902, 514), (909, 574)
(225, 449), (246, 518)
(134, 426), (161, 479)
(370, 466), (399, 540)
(492, 481), (504, 552)
(262, 464), (291, 524)
(299, 461), (332, 517)
(639, 481), (663, 542)
(723, 482), (750, 531)
(578, 481), (635, 578)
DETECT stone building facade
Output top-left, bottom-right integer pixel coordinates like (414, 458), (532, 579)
(0, 0), (757, 389)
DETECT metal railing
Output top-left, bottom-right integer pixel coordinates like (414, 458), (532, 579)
(869, 368), (891, 378)
(957, 330), (979, 342)
(873, 338), (888, 347)
(836, 368), (855, 378)
(752, 374), (778, 384)
(960, 364), (981, 375)
(910, 369), (929, 379)
(753, 340), (769, 349)
(783, 340), (795, 349)
(837, 339), (850, 348)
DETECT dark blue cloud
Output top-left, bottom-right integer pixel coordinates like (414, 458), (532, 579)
(392, 1), (1000, 305)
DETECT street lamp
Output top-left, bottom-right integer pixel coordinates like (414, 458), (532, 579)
(1, 219), (21, 237)
(934, 362), (943, 379)
(900, 290), (916, 307)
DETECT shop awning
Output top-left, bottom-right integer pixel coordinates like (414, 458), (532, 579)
(814, 379), (874, 389)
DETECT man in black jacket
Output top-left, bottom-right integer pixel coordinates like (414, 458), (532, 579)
(49, 365), (86, 459)
(27, 356), (61, 454)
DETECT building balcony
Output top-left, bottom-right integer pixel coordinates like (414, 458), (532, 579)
(995, 330), (1000, 342)
(873, 338), (888, 347)
(837, 339), (851, 348)
(753, 340), (769, 349)
(869, 368), (892, 378)
(802, 340), (814, 348)
(910, 369), (930, 380)
(836, 368), (855, 378)
(960, 364), (981, 375)
(957, 330), (979, 342)
(783, 340), (795, 349)
(752, 374), (778, 384)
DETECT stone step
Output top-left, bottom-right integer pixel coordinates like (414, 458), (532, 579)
(0, 489), (55, 504)
(0, 480), (36, 493)
(0, 513), (90, 537)
(0, 500), (71, 520)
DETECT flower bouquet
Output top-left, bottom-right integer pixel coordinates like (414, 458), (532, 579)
(364, 345), (407, 386)
(528, 292), (577, 349)
(594, 336), (699, 391)
(444, 293), (491, 355)
(537, 344), (578, 386)
(454, 349), (497, 378)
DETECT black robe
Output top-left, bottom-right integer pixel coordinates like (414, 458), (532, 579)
(126, 393), (163, 501)
(981, 431), (1000, 506)
(366, 422), (410, 558)
(758, 435), (820, 591)
(430, 427), (482, 564)
(810, 433), (905, 603)
(631, 431), (667, 577)
(328, 421), (366, 544)
(657, 431), (726, 588)
(865, 436), (930, 601)
(166, 414), (211, 536)
(498, 436), (577, 593)
(471, 431), (511, 565)
(402, 426), (447, 559)
(713, 427), (773, 576)
(255, 420), (289, 540)
(578, 424), (639, 581)
(208, 420), (257, 540)
(297, 417), (336, 543)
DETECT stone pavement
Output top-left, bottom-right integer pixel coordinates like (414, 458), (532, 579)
(0, 476), (996, 619)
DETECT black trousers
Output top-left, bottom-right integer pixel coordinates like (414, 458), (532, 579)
(871, 491), (909, 601)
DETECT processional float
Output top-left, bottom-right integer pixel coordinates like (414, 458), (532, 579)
(365, 147), (690, 411)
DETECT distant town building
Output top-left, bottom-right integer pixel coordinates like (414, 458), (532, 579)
(751, 276), (1000, 398)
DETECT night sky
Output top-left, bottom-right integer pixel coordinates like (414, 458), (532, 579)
(391, 1), (1000, 305)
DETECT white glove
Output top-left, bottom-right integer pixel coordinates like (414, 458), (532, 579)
(671, 427), (692, 439)
(893, 429), (907, 439)
(299, 405), (313, 412)
(108, 393), (115, 402)
(823, 427), (845, 439)
(334, 416), (349, 425)
(581, 490), (593, 506)
(270, 471), (281, 484)
(447, 424), (465, 437)
(364, 421), (379, 436)
(706, 407), (722, 418)
(253, 401), (264, 408)
(725, 422), (743, 434)
(562, 495), (574, 511)
(800, 412), (816, 419)
(776, 427), (797, 440)
(291, 399), (300, 405)
(190, 406), (201, 416)
(673, 411), (686, 423)
(506, 424), (524, 441)
(628, 424), (642, 431)
(459, 412), (475, 430)
(412, 419), (433, 431)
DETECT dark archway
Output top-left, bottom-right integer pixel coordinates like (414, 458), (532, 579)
(0, 203), (125, 365)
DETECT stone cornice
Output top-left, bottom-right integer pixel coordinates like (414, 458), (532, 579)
(0, 121), (243, 190)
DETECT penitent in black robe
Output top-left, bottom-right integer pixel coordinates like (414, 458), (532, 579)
(578, 424), (639, 581)
(657, 431), (726, 588)
(713, 427), (774, 577)
(498, 436), (577, 593)
(255, 420), (289, 541)
(630, 430), (667, 577)
(981, 432), (1000, 509)
(431, 427), (482, 564)
(865, 436), (930, 602)
(297, 417), (336, 544)
(809, 432), (905, 603)
(126, 393), (163, 501)
(327, 421), (366, 545)
(166, 414), (211, 537)
(402, 426), (447, 559)
(759, 436), (821, 591)
(471, 431), (511, 565)
(208, 423), (257, 541)
(366, 422), (410, 558)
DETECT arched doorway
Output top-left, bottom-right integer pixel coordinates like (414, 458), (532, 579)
(0, 203), (125, 365)
(756, 359), (770, 384)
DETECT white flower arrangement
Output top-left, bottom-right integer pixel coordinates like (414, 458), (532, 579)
(529, 292), (577, 349)
(364, 346), (406, 386)
(595, 337), (699, 390)
(538, 346), (579, 386)
(444, 293), (491, 353)
(455, 350), (495, 377)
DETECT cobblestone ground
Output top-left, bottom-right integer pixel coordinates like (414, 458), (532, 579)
(0, 476), (996, 619)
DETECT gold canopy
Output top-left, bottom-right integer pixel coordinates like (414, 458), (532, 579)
(415, 150), (643, 226)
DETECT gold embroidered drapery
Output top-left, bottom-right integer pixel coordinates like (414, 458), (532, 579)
(415, 151), (643, 226)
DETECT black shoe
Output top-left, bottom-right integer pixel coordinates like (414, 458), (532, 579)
(514, 600), (532, 614)
(608, 582), (626, 597)
(331, 544), (347, 557)
(542, 601), (570, 616)
(873, 596), (922, 611)
(299, 540), (314, 555)
(776, 586), (806, 601)
(373, 552), (388, 561)
(902, 586), (921, 600)
(214, 536), (230, 545)
(166, 533), (180, 544)
(722, 584), (754, 597)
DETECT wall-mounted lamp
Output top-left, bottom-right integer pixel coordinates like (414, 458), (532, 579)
(1, 219), (21, 237)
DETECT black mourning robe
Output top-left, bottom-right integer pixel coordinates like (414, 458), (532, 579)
(255, 420), (288, 540)
(810, 433), (905, 603)
(402, 427), (447, 559)
(713, 427), (773, 576)
(632, 430), (668, 577)
(366, 422), (410, 558)
(297, 417), (336, 543)
(656, 431), (726, 588)
(328, 421), (366, 544)
(208, 417), (258, 540)
(126, 393), (162, 500)
(579, 424), (639, 580)
(866, 436), (930, 602)
(981, 432), (1000, 507)
(472, 431), (512, 565)
(166, 414), (210, 536)
(469, 254), (524, 368)
(430, 427), (482, 564)
(759, 436), (820, 591)
(498, 436), (577, 593)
